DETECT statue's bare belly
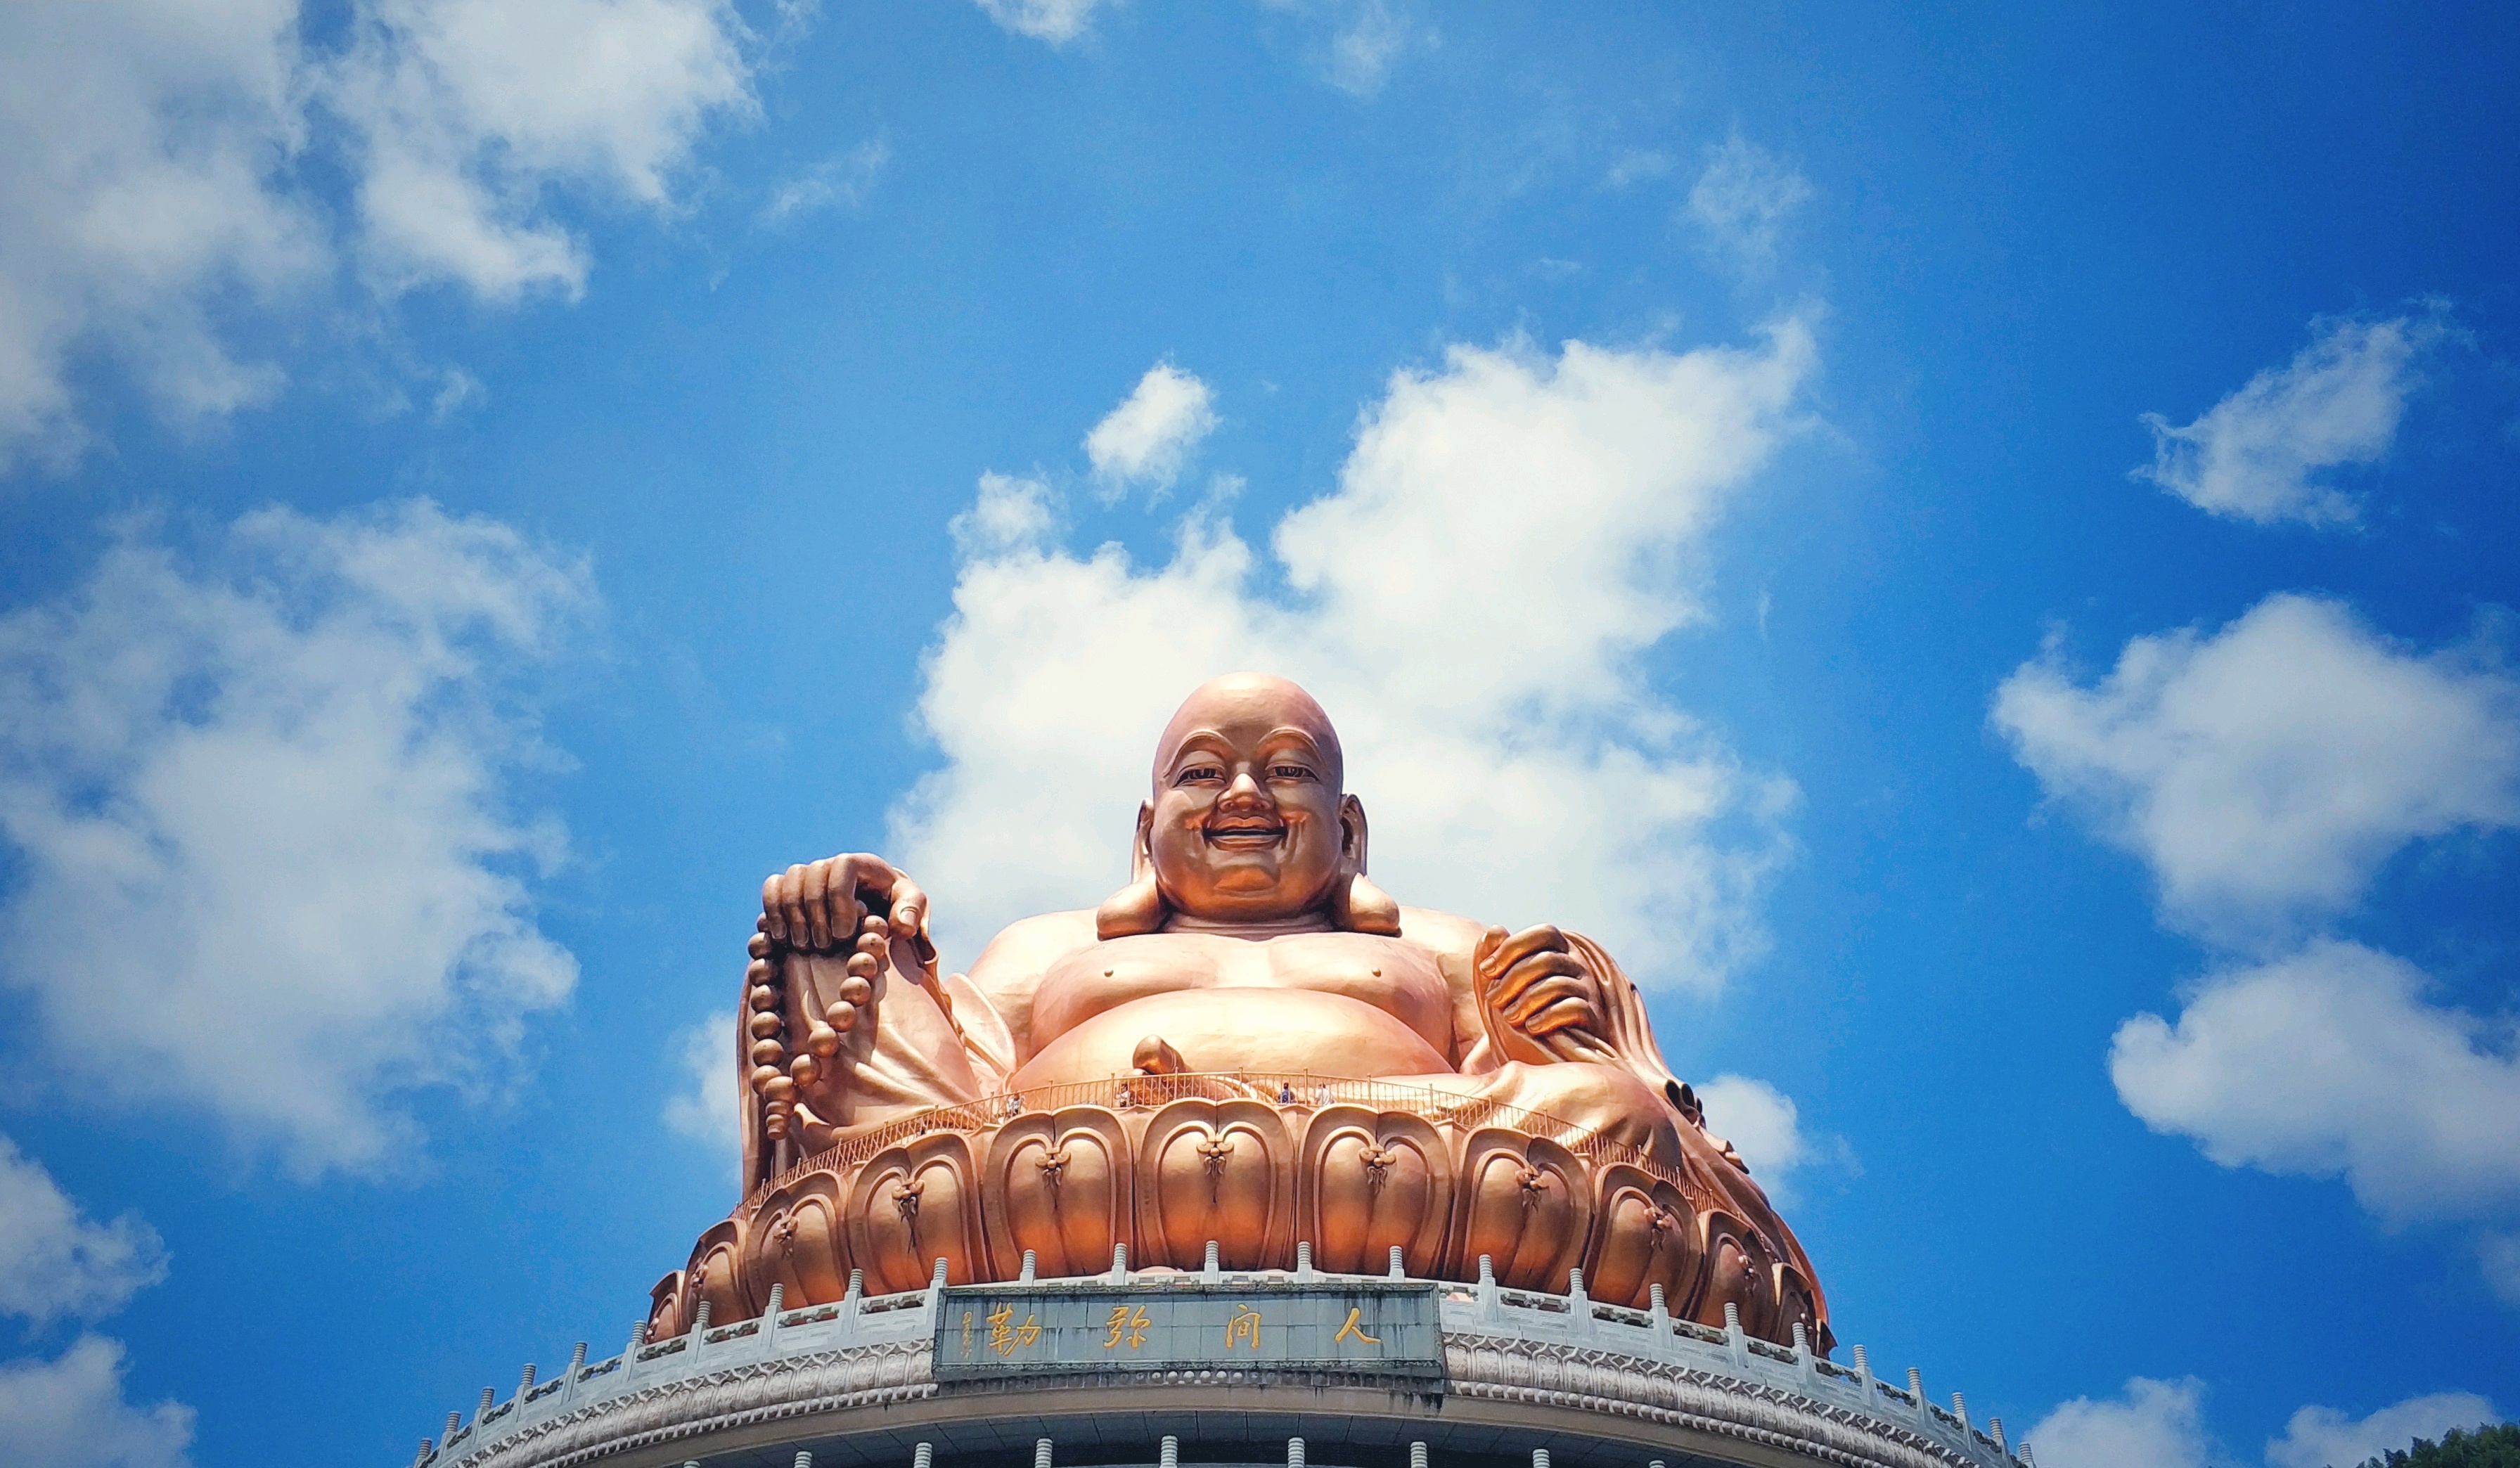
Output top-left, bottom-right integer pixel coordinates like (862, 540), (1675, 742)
(1010, 987), (1451, 1087)
(1009, 930), (1455, 1088)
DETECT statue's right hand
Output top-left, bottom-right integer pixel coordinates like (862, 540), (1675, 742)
(759, 853), (928, 954)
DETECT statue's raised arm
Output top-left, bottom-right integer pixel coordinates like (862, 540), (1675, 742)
(739, 854), (1012, 1188)
(668, 673), (1830, 1363)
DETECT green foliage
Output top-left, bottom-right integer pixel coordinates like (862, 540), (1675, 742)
(2352, 1422), (2520, 1468)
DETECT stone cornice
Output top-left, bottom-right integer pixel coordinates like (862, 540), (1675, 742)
(416, 1277), (2021, 1468)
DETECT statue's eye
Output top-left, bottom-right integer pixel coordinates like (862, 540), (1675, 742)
(1269, 764), (1312, 780)
(1176, 764), (1223, 785)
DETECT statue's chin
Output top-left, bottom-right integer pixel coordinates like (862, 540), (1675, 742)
(1154, 876), (1342, 929)
(1159, 908), (1335, 935)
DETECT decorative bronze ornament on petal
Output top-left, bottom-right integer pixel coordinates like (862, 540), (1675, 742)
(648, 1217), (751, 1341)
(742, 1171), (850, 1307)
(1135, 1099), (1291, 1271)
(983, 1108), (1130, 1280)
(1448, 1128), (1590, 1291)
(1691, 1208), (1783, 1339)
(1584, 1162), (1701, 1312)
(1775, 1261), (1826, 1353)
(643, 1268), (685, 1345)
(1301, 1106), (1451, 1277)
(848, 1135), (984, 1293)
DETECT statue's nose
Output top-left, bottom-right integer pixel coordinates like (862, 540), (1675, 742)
(1221, 769), (1266, 804)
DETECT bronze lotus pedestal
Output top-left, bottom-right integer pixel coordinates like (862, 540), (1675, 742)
(658, 1062), (1823, 1354)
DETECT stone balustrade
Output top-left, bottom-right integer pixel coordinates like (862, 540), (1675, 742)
(405, 1256), (2026, 1468)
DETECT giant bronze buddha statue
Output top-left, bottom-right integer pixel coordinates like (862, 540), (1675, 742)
(651, 674), (1832, 1353)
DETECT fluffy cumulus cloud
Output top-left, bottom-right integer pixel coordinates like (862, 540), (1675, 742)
(895, 321), (1816, 991)
(970, 0), (1115, 46)
(0, 501), (593, 1176)
(0, 1336), (195, 1468)
(2268, 1392), (2501, 1468)
(2030, 1378), (2505, 1468)
(0, 1138), (190, 1468)
(1692, 1074), (1848, 1204)
(321, 0), (754, 300)
(951, 472), (1063, 558)
(0, 1137), (167, 1327)
(2137, 315), (2438, 527)
(1084, 361), (1221, 498)
(0, 0), (325, 465)
(2024, 1377), (2213, 1468)
(2109, 940), (2520, 1226)
(0, 0), (759, 468)
(1999, 580), (2520, 1287)
(1686, 135), (1813, 272)
(1992, 593), (2520, 944)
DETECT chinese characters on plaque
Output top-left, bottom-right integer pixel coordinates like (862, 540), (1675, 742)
(934, 1284), (1442, 1382)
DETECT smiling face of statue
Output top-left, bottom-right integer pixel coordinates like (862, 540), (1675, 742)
(1143, 674), (1353, 926)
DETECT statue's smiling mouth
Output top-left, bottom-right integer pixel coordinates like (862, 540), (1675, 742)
(1205, 820), (1287, 848)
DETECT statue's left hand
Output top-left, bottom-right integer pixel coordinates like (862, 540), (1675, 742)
(760, 853), (930, 955)
(1476, 925), (1613, 1062)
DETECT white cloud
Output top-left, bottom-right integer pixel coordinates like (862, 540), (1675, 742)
(2268, 1392), (2500, 1468)
(322, 0), (757, 300)
(2110, 940), (2520, 1226)
(2137, 316), (2436, 527)
(2006, 598), (2520, 1290)
(1686, 135), (1813, 272)
(0, 1144), (188, 1467)
(1992, 593), (2520, 944)
(972, 0), (1114, 46)
(761, 139), (889, 225)
(0, 1336), (194, 1468)
(0, 1135), (192, 1467)
(2024, 1377), (2213, 1468)
(0, 0), (325, 468)
(950, 472), (1061, 558)
(0, 0), (761, 468)
(1692, 1074), (1849, 1204)
(0, 1136), (166, 1327)
(0, 500), (592, 1176)
(1084, 361), (1220, 498)
(895, 321), (1816, 991)
(663, 1012), (738, 1154)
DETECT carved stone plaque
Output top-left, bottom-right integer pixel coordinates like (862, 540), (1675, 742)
(932, 1281), (1442, 1382)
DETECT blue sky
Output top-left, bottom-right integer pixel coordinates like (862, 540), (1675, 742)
(1, 4), (2516, 1467)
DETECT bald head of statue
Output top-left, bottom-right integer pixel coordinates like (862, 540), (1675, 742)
(1097, 674), (1399, 937)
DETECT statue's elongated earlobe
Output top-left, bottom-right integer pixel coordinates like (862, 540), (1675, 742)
(1329, 794), (1401, 934)
(1333, 873), (1402, 935)
(1095, 802), (1167, 938)
(1095, 875), (1164, 938)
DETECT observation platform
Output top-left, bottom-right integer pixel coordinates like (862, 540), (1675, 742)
(405, 1250), (2031, 1468)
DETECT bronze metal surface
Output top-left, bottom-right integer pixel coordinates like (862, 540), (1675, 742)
(657, 674), (1832, 1352)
